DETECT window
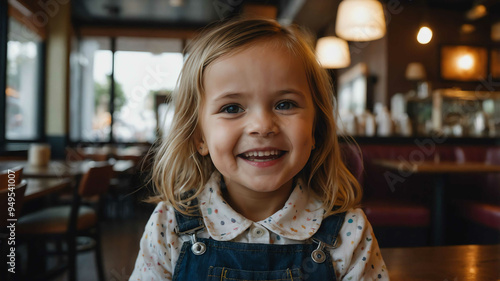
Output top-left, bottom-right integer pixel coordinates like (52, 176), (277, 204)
(70, 37), (183, 143)
(70, 37), (112, 142)
(5, 17), (43, 140)
(113, 37), (183, 142)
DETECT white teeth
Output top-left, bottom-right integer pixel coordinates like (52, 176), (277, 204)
(243, 150), (280, 158)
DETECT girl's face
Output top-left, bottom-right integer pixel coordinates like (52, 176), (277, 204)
(196, 40), (315, 197)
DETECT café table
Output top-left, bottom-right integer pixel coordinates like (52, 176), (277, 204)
(373, 159), (500, 245)
(381, 244), (500, 280)
(0, 159), (136, 179)
(24, 178), (73, 202)
(76, 145), (148, 163)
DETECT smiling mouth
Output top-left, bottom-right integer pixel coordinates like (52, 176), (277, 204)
(238, 150), (286, 162)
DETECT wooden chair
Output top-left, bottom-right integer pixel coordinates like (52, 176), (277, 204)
(17, 162), (114, 281)
(1, 180), (27, 280)
(0, 166), (23, 189)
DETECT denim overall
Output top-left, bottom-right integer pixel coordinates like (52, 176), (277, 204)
(172, 203), (346, 281)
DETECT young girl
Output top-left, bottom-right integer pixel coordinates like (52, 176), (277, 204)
(130, 18), (389, 281)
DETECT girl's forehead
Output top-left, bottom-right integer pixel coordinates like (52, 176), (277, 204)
(212, 38), (296, 64)
(203, 41), (307, 86)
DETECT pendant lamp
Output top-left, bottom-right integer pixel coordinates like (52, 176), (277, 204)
(316, 36), (351, 69)
(417, 26), (433, 44)
(335, 0), (386, 41)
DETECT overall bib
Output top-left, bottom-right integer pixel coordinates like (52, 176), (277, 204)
(172, 205), (346, 281)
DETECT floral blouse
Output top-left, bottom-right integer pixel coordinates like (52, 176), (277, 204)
(129, 171), (389, 280)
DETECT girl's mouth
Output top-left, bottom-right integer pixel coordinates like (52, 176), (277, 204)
(238, 150), (286, 162)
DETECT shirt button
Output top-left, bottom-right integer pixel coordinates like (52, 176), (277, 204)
(251, 227), (266, 238)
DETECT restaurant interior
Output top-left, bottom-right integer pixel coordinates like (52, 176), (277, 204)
(1, 0), (499, 280)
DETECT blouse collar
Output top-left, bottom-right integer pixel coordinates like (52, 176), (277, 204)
(198, 171), (325, 241)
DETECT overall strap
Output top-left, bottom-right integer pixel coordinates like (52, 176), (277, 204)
(174, 196), (205, 235)
(312, 211), (346, 247)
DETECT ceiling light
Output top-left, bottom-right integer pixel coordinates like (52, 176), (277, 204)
(335, 0), (386, 41)
(315, 36), (351, 69)
(417, 26), (433, 44)
(466, 4), (487, 20)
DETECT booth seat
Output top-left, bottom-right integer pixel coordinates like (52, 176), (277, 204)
(451, 146), (500, 242)
(353, 144), (465, 246)
(341, 143), (440, 246)
(352, 142), (499, 245)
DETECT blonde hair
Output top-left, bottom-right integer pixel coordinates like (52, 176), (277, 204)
(150, 18), (362, 216)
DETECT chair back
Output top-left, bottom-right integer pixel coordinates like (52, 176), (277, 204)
(0, 180), (27, 228)
(78, 162), (114, 198)
(0, 166), (23, 190)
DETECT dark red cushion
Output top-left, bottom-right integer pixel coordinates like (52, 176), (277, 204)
(363, 200), (430, 227)
(458, 200), (500, 231)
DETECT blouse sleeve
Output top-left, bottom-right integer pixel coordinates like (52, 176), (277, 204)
(329, 208), (389, 280)
(129, 202), (176, 281)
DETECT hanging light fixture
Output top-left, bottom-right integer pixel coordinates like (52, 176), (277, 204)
(335, 0), (386, 42)
(417, 26), (433, 44)
(315, 36), (351, 69)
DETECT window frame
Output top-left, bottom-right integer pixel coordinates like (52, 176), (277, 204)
(1, 1), (46, 149)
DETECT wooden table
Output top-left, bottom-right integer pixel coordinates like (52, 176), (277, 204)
(0, 160), (136, 179)
(373, 160), (500, 245)
(24, 178), (73, 201)
(381, 244), (500, 280)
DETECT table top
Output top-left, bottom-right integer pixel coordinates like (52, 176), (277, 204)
(373, 159), (500, 174)
(0, 160), (135, 178)
(381, 244), (500, 281)
(24, 178), (73, 201)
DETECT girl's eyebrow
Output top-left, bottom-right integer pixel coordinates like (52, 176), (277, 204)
(213, 92), (243, 102)
(276, 89), (306, 98)
(213, 89), (306, 102)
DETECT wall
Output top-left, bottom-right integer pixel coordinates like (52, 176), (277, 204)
(387, 5), (493, 104)
(339, 3), (495, 109)
(45, 1), (71, 158)
(346, 36), (388, 108)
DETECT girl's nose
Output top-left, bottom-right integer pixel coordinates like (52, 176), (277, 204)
(247, 110), (279, 137)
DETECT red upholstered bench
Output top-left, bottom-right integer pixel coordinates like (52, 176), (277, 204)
(357, 144), (434, 227)
(339, 143), (433, 246)
(363, 200), (430, 227)
(452, 147), (500, 235)
(457, 200), (500, 231)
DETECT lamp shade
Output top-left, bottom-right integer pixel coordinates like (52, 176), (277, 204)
(315, 36), (351, 69)
(492, 21), (500, 42)
(405, 62), (426, 80)
(335, 0), (386, 41)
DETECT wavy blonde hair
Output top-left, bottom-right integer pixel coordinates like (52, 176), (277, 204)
(150, 18), (362, 216)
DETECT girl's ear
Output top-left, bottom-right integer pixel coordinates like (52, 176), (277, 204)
(193, 128), (209, 156)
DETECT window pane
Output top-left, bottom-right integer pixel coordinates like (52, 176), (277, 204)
(72, 37), (112, 142)
(113, 38), (183, 142)
(5, 18), (41, 140)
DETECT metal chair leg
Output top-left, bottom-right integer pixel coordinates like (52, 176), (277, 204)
(67, 236), (77, 281)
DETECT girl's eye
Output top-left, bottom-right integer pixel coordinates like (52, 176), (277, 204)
(275, 101), (296, 110)
(220, 104), (244, 114)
